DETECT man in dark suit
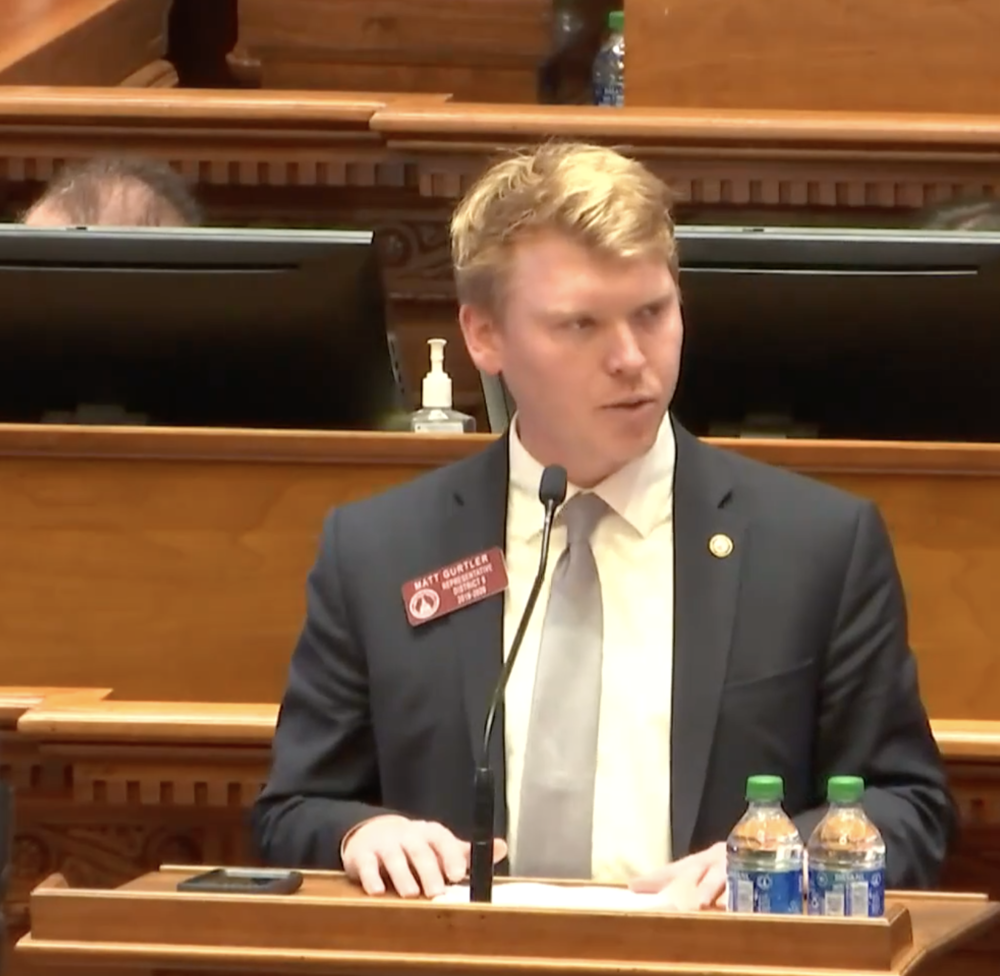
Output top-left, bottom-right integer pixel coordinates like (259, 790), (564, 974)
(253, 142), (954, 903)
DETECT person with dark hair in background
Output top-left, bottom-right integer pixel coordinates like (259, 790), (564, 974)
(916, 196), (1000, 231)
(22, 156), (202, 227)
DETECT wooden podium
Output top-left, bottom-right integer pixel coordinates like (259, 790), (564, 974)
(16, 867), (1000, 976)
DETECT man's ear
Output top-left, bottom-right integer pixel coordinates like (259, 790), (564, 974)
(458, 303), (503, 376)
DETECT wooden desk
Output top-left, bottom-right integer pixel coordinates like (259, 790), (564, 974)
(17, 868), (1000, 976)
(0, 0), (173, 87)
(3, 689), (999, 976)
(0, 425), (478, 703)
(0, 425), (998, 721)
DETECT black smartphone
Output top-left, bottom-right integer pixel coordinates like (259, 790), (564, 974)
(176, 867), (303, 895)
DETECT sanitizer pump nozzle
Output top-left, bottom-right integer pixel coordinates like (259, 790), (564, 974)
(409, 338), (476, 433)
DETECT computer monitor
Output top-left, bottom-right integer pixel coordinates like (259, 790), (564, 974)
(482, 225), (1000, 441)
(0, 224), (407, 429)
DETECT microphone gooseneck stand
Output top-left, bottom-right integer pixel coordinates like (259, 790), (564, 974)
(469, 465), (567, 903)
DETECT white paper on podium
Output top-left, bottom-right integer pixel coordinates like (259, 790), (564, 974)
(432, 882), (673, 911)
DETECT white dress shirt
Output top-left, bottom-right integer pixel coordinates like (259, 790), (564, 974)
(503, 414), (677, 882)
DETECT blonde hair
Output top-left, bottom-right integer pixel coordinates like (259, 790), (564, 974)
(450, 142), (678, 313)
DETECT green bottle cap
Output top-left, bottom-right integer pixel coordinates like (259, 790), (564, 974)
(746, 774), (784, 802)
(608, 10), (624, 31)
(827, 775), (865, 803)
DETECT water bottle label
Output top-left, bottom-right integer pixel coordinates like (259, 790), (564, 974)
(808, 866), (885, 917)
(726, 868), (803, 914)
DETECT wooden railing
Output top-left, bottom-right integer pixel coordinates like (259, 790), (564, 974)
(1, 686), (998, 976)
(7, 685), (997, 761)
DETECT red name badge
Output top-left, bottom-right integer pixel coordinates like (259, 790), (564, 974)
(402, 547), (509, 626)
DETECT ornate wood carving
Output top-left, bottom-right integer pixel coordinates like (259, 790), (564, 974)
(3, 694), (1000, 896)
(1, 688), (998, 973)
(0, 90), (998, 204)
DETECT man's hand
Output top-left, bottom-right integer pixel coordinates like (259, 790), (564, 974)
(343, 815), (508, 898)
(629, 842), (728, 910)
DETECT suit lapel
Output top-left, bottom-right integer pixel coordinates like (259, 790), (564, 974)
(439, 436), (510, 834)
(435, 423), (745, 852)
(670, 421), (745, 857)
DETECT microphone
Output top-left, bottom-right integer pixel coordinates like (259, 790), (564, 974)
(469, 463), (568, 903)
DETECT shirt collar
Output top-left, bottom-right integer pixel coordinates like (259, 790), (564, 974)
(508, 411), (676, 540)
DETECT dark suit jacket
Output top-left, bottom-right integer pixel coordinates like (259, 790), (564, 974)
(252, 421), (955, 888)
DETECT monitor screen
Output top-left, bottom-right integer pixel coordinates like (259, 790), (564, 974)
(0, 224), (408, 430)
(482, 225), (1000, 441)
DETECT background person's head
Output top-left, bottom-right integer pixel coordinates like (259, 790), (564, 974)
(916, 197), (1000, 231)
(452, 142), (682, 487)
(23, 156), (202, 228)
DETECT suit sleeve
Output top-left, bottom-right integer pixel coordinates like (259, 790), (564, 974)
(251, 509), (393, 867)
(791, 501), (956, 889)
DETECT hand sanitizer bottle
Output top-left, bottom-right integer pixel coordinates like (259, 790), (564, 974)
(409, 338), (476, 433)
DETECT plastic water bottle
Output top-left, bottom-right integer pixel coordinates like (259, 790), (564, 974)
(592, 11), (624, 107)
(726, 775), (804, 914)
(807, 776), (886, 917)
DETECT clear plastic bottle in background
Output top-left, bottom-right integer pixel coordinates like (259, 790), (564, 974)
(592, 10), (624, 107)
(807, 776), (886, 917)
(539, 0), (588, 103)
(726, 774), (804, 914)
(553, 0), (587, 56)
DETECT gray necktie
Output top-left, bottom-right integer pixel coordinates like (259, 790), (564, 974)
(514, 492), (607, 879)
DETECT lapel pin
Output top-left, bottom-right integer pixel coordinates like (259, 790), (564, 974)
(709, 533), (734, 558)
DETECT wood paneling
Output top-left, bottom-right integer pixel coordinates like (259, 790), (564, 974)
(3, 689), (999, 976)
(0, 425), (476, 703)
(0, 426), (996, 720)
(229, 0), (603, 104)
(0, 0), (173, 86)
(624, 0), (1000, 114)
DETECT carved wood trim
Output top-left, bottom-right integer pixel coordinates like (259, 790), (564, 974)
(2, 687), (1000, 965)
(0, 89), (997, 210)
